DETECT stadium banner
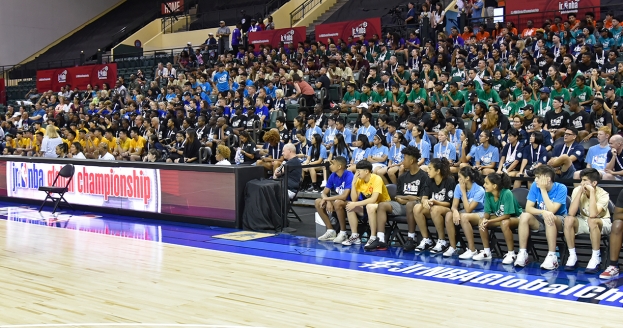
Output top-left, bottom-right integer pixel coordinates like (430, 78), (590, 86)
(6, 162), (161, 213)
(247, 27), (307, 51)
(161, 0), (184, 15)
(0, 78), (5, 105)
(36, 63), (117, 92)
(506, 0), (600, 30)
(315, 18), (382, 43)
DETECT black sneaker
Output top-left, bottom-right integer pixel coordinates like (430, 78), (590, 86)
(403, 238), (416, 252)
(363, 238), (388, 251)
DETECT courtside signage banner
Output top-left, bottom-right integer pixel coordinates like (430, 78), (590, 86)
(36, 63), (118, 92)
(506, 0), (600, 29)
(6, 162), (161, 213)
(247, 27), (307, 51)
(315, 18), (382, 43)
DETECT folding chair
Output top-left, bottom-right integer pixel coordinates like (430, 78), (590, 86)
(287, 180), (303, 222)
(38, 164), (75, 214)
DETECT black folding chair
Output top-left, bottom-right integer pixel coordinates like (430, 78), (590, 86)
(288, 180), (303, 222)
(38, 164), (75, 213)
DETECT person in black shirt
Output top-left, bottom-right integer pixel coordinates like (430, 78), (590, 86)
(567, 98), (590, 141)
(544, 96), (570, 140)
(604, 85), (623, 132)
(587, 98), (613, 141)
(314, 67), (331, 108)
(602, 51), (619, 76)
(181, 129), (201, 163)
(273, 143), (302, 199)
(276, 116), (290, 143)
(230, 107), (248, 134)
(408, 158), (456, 253)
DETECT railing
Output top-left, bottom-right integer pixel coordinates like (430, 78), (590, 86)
(290, 0), (322, 27)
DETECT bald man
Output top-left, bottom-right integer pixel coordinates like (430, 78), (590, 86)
(604, 134), (623, 180)
(274, 143), (302, 199)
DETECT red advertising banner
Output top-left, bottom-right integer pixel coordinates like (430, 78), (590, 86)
(161, 0), (184, 15)
(315, 18), (382, 43)
(0, 78), (5, 105)
(36, 63), (117, 92)
(247, 26), (307, 51)
(506, 0), (600, 30)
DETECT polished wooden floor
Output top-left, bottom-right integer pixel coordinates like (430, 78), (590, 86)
(0, 219), (621, 328)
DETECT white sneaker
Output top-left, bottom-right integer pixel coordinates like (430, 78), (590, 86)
(514, 251), (530, 267)
(318, 230), (337, 241)
(472, 250), (492, 261)
(414, 239), (433, 252)
(430, 240), (448, 254)
(586, 255), (601, 273)
(332, 232), (348, 244)
(502, 252), (517, 265)
(564, 254), (578, 271)
(442, 246), (458, 257)
(459, 249), (477, 259)
(320, 180), (327, 188)
(342, 234), (361, 246)
(540, 254), (559, 270)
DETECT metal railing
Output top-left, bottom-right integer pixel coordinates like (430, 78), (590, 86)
(290, 0), (322, 27)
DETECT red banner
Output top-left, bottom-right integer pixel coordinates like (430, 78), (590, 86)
(247, 27), (307, 51)
(0, 78), (5, 105)
(315, 18), (382, 44)
(506, 0), (600, 30)
(161, 0), (184, 15)
(36, 63), (117, 92)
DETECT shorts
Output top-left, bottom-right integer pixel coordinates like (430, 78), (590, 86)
(534, 214), (565, 232)
(389, 201), (406, 215)
(575, 216), (612, 235)
(459, 209), (485, 218)
(372, 163), (387, 170)
(558, 164), (576, 179)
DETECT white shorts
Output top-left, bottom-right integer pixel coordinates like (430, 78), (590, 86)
(460, 210), (485, 218)
(372, 163), (387, 170)
(575, 216), (612, 235)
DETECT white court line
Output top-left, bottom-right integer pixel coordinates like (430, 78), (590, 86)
(0, 324), (265, 328)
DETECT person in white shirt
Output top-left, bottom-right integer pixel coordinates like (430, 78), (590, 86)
(215, 144), (232, 165)
(163, 62), (176, 79)
(69, 142), (86, 159)
(97, 143), (115, 160)
(40, 125), (64, 158)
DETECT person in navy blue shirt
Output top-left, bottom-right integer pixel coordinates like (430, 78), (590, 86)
(315, 156), (354, 243)
(547, 127), (585, 179)
(532, 116), (554, 152)
(515, 165), (569, 270)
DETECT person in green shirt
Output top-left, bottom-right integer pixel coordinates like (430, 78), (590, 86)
(565, 66), (584, 91)
(451, 58), (468, 83)
(490, 71), (506, 93)
(359, 83), (383, 111)
(443, 82), (464, 109)
(366, 67), (382, 86)
(550, 78), (571, 105)
(499, 90), (517, 116)
(420, 61), (436, 83)
(509, 77), (524, 101)
(461, 80), (485, 100)
(389, 84), (407, 111)
(571, 75), (594, 110)
(341, 83), (361, 113)
(461, 172), (522, 263)
(463, 92), (489, 119)
(393, 64), (411, 88)
(407, 79), (428, 107)
(467, 69), (484, 91)
(515, 87), (537, 116)
(481, 80), (503, 105)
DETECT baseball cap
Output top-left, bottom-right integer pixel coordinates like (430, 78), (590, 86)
(306, 114), (316, 120)
(482, 80), (493, 86)
(521, 104), (535, 112)
(183, 91), (191, 97)
(604, 84), (616, 92)
(381, 71), (390, 76)
(447, 117), (458, 126)
(468, 92), (478, 99)
(357, 103), (369, 109)
(464, 81), (475, 87)
(539, 87), (551, 94)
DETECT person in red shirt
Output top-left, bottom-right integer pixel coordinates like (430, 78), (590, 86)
(522, 20), (536, 38)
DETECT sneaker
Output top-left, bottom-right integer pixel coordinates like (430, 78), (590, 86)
(414, 239), (433, 252)
(600, 266), (620, 279)
(403, 238), (416, 252)
(540, 254), (559, 271)
(364, 238), (388, 251)
(320, 180), (327, 188)
(564, 254), (578, 271)
(459, 249), (477, 260)
(305, 185), (315, 192)
(442, 246), (458, 257)
(514, 251), (530, 268)
(333, 232), (348, 244)
(502, 252), (517, 265)
(585, 256), (601, 274)
(430, 240), (448, 254)
(472, 250), (493, 261)
(317, 230), (337, 241)
(341, 234), (361, 246)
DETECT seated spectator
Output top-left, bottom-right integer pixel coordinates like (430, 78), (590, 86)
(215, 144), (231, 165)
(547, 127), (585, 179)
(315, 156), (353, 243)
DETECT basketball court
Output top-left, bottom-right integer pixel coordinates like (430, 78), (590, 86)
(0, 203), (621, 327)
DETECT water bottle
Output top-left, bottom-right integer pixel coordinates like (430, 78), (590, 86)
(555, 246), (560, 259)
(361, 232), (368, 243)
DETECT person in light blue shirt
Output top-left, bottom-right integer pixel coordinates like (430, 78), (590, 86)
(377, 132), (406, 184)
(368, 134), (389, 174)
(348, 134), (371, 172)
(515, 165), (568, 269)
(474, 130), (500, 175)
(306, 115), (323, 141)
(335, 118), (353, 146)
(213, 64), (230, 92)
(574, 127), (610, 178)
(357, 112), (377, 143)
(328, 134), (351, 163)
(410, 126), (430, 166)
(433, 129), (457, 162)
(472, 0), (484, 24)
(323, 117), (339, 149)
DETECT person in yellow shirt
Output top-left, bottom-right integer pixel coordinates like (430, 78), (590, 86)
(24, 130), (36, 156)
(342, 160), (391, 246)
(563, 168), (611, 273)
(129, 127), (146, 161)
(114, 130), (132, 160)
(101, 129), (117, 153)
(33, 131), (44, 156)
(85, 128), (102, 159)
(5, 134), (16, 150)
(63, 130), (77, 149)
(33, 122), (46, 135)
(15, 131), (32, 156)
